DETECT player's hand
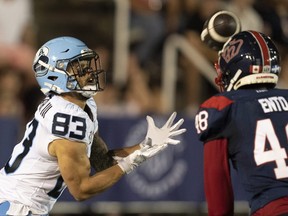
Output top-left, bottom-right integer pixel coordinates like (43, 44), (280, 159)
(140, 112), (186, 149)
(117, 139), (167, 174)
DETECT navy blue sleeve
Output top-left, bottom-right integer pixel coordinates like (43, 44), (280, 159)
(195, 95), (234, 142)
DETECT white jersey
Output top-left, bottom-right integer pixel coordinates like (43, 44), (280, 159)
(0, 94), (98, 215)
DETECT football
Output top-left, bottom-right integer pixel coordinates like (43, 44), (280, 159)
(201, 10), (241, 51)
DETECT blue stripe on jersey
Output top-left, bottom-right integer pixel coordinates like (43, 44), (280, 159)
(0, 201), (9, 215)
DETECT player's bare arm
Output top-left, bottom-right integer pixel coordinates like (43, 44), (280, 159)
(49, 138), (125, 201)
(91, 112), (186, 165)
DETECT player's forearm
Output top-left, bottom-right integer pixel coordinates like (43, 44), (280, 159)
(70, 164), (124, 201)
(204, 139), (234, 216)
(90, 133), (116, 171)
(112, 144), (141, 157)
(89, 142), (140, 171)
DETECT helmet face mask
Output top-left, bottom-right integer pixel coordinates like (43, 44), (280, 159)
(33, 37), (106, 98)
(215, 31), (281, 92)
(66, 53), (106, 97)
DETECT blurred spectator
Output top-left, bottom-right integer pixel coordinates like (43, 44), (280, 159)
(0, 68), (24, 119)
(0, 0), (43, 122)
(254, 0), (288, 88)
(129, 0), (166, 67)
(0, 0), (32, 44)
(224, 0), (264, 32)
(176, 0), (224, 114)
(101, 0), (168, 116)
(0, 0), (36, 78)
(254, 0), (288, 43)
(276, 0), (288, 88)
(0, 43), (36, 87)
(124, 54), (164, 115)
(95, 54), (164, 117)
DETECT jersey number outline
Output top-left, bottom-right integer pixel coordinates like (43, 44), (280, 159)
(52, 113), (86, 140)
(254, 119), (288, 179)
(195, 110), (208, 134)
(4, 119), (39, 174)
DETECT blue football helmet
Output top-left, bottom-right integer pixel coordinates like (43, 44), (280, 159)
(33, 36), (105, 98)
(215, 30), (281, 92)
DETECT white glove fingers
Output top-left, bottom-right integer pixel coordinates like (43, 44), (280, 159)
(140, 137), (152, 150)
(170, 118), (184, 131)
(166, 138), (180, 145)
(163, 112), (177, 128)
(113, 156), (123, 162)
(142, 143), (168, 157)
(146, 115), (156, 128)
(169, 128), (187, 137)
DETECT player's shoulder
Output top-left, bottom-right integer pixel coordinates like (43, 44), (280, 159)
(196, 90), (254, 141)
(196, 92), (234, 141)
(36, 94), (97, 121)
(268, 88), (288, 97)
(200, 91), (235, 111)
(199, 89), (286, 110)
(37, 95), (82, 117)
(86, 97), (97, 112)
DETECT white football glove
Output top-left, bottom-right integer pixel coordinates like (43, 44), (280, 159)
(140, 112), (186, 149)
(117, 138), (167, 174)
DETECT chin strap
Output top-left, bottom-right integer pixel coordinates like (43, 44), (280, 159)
(38, 60), (66, 74)
(78, 85), (98, 98)
(226, 69), (242, 91)
(214, 62), (225, 92)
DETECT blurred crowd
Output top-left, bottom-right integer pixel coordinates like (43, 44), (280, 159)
(1, 0), (288, 125)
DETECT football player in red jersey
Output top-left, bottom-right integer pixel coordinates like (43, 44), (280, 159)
(195, 30), (288, 216)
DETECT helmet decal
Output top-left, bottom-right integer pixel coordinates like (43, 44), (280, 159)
(221, 38), (243, 63)
(250, 31), (271, 70)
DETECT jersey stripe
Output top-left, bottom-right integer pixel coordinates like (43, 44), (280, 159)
(200, 95), (234, 111)
(249, 31), (270, 68)
(40, 103), (52, 118)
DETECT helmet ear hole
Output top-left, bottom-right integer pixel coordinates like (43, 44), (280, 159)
(48, 76), (58, 81)
(34, 56), (49, 74)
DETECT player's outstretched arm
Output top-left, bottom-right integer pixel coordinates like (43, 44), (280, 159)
(49, 138), (170, 200)
(49, 112), (186, 200)
(116, 140), (168, 174)
(90, 112), (186, 166)
(49, 138), (125, 201)
(89, 132), (142, 172)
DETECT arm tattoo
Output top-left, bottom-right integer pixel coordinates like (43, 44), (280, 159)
(89, 133), (116, 172)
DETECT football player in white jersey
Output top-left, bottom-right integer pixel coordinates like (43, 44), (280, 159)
(0, 37), (186, 216)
